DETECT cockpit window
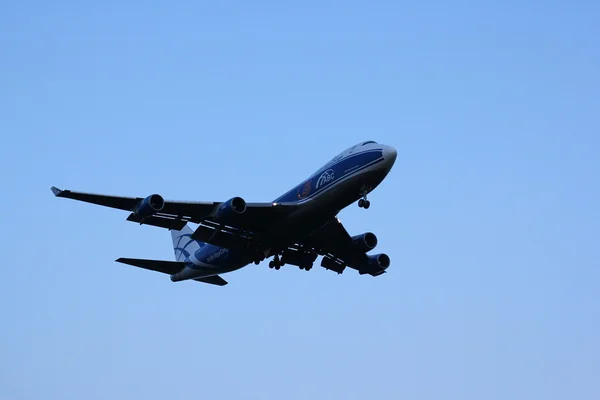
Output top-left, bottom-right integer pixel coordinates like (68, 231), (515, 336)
(362, 141), (376, 146)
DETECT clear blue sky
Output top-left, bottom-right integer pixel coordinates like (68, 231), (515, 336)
(1, 1), (599, 399)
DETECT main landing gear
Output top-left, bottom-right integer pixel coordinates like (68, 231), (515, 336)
(253, 251), (266, 265)
(269, 254), (284, 270)
(299, 262), (312, 271)
(267, 254), (313, 271)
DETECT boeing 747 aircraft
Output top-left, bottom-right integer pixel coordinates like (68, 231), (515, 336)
(51, 140), (397, 286)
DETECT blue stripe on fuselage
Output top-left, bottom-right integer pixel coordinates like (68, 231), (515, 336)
(274, 149), (384, 203)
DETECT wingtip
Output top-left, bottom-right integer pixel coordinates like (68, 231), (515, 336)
(50, 186), (62, 196)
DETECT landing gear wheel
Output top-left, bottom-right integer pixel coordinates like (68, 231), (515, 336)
(358, 194), (370, 209)
(269, 254), (284, 270)
(253, 251), (266, 265)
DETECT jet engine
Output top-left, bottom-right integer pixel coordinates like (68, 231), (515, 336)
(351, 232), (378, 252)
(214, 197), (247, 224)
(368, 253), (390, 270)
(132, 194), (165, 219)
(358, 253), (390, 276)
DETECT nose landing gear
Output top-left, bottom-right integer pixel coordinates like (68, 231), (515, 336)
(358, 196), (370, 209)
(358, 185), (372, 209)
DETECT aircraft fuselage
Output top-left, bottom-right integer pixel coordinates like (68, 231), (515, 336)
(170, 141), (397, 281)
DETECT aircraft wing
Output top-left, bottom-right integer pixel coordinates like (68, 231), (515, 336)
(300, 217), (386, 276)
(51, 186), (297, 234)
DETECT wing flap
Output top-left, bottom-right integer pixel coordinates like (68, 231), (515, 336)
(280, 248), (318, 268)
(115, 258), (185, 275)
(190, 224), (251, 250)
(320, 255), (347, 274)
(126, 213), (188, 230)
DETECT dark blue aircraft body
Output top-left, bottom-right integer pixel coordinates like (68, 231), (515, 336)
(52, 140), (397, 286)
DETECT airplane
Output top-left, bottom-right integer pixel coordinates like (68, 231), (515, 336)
(51, 140), (397, 286)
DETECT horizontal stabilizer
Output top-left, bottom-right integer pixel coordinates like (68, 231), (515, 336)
(116, 258), (185, 275)
(194, 275), (228, 286)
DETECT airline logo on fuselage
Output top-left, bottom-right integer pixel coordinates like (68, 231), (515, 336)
(316, 169), (335, 189)
(206, 248), (228, 263)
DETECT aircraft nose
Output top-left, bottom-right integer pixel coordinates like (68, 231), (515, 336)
(383, 145), (397, 166)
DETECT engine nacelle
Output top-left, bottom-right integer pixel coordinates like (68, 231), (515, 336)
(358, 253), (391, 276)
(214, 196), (247, 224)
(368, 253), (390, 270)
(132, 194), (165, 219)
(351, 232), (378, 252)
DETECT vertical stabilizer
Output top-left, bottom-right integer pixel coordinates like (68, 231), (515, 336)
(171, 224), (203, 262)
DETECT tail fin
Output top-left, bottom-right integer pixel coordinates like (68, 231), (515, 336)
(171, 224), (204, 262)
